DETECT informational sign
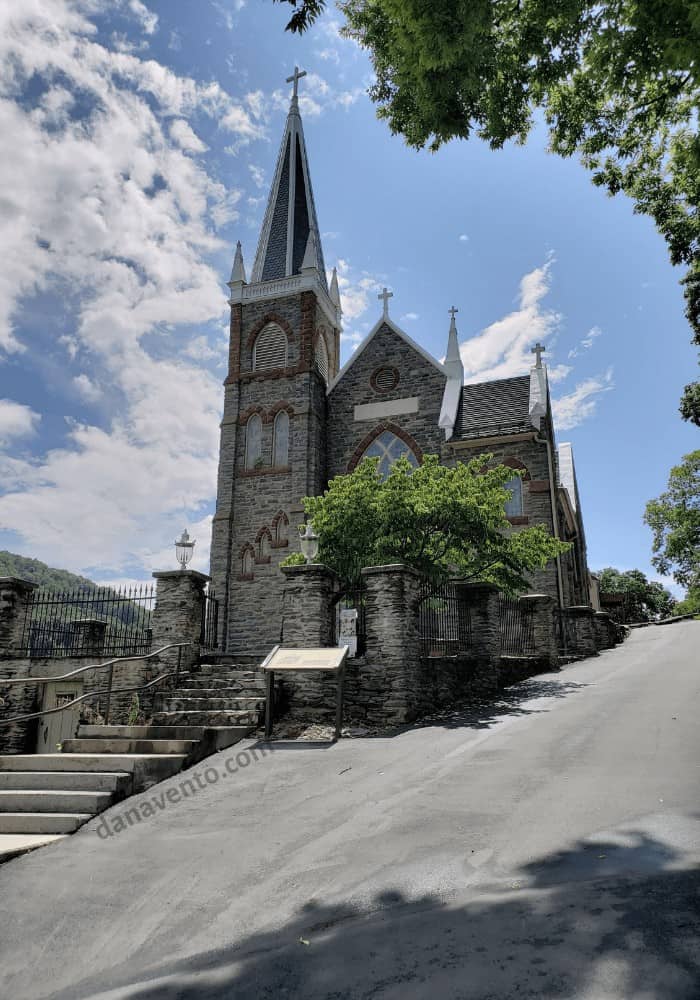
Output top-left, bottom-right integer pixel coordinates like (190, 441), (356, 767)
(338, 608), (358, 658)
(261, 646), (348, 672)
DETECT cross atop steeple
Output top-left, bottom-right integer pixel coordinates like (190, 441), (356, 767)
(531, 342), (546, 369)
(286, 66), (307, 102)
(448, 306), (458, 321)
(378, 287), (393, 318)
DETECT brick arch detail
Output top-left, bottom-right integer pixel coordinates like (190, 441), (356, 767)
(245, 313), (296, 352)
(238, 404), (265, 425)
(348, 421), (424, 472)
(502, 456), (532, 481)
(255, 525), (272, 544)
(271, 510), (289, 548)
(264, 401), (295, 424)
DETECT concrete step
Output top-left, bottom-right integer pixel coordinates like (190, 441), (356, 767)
(78, 725), (212, 741)
(160, 697), (264, 712)
(60, 738), (198, 755)
(0, 813), (92, 834)
(152, 710), (259, 727)
(0, 754), (183, 775)
(0, 834), (68, 864)
(0, 771), (131, 794)
(166, 678), (262, 692)
(0, 789), (112, 814)
(186, 667), (266, 683)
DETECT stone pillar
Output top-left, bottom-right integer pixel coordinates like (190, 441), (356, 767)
(567, 605), (598, 657)
(280, 564), (337, 647)
(518, 594), (557, 667)
(453, 582), (501, 694)
(593, 611), (613, 650)
(71, 618), (107, 657)
(0, 578), (37, 657)
(362, 564), (423, 722)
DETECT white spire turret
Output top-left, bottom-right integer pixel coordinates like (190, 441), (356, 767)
(228, 240), (246, 286)
(329, 266), (341, 313)
(439, 306), (465, 441)
(301, 230), (318, 273)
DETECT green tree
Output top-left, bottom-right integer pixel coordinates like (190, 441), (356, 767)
(296, 453), (569, 590)
(644, 449), (700, 589)
(273, 0), (700, 423)
(597, 566), (676, 620)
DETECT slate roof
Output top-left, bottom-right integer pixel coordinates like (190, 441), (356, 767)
(456, 375), (533, 438)
(251, 101), (327, 290)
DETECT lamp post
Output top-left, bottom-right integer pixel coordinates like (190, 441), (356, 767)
(299, 522), (319, 564)
(175, 529), (195, 571)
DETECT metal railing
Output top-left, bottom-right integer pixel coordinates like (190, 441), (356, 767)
(499, 596), (536, 656)
(418, 581), (472, 658)
(20, 584), (156, 659)
(0, 642), (192, 727)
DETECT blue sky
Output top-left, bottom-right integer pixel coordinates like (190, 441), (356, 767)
(0, 0), (696, 594)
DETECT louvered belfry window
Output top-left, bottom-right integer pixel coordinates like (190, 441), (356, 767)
(253, 323), (287, 371)
(314, 335), (329, 383)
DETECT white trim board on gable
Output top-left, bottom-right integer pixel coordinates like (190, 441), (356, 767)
(354, 397), (419, 422)
(328, 315), (447, 394)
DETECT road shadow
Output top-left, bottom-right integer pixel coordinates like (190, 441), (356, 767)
(32, 832), (699, 1000)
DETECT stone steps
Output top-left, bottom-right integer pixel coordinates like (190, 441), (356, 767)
(152, 710), (259, 727)
(0, 754), (185, 780)
(61, 738), (199, 756)
(0, 771), (131, 793)
(0, 789), (113, 814)
(0, 813), (92, 835)
(159, 696), (264, 713)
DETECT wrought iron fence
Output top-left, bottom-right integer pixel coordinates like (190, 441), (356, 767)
(553, 607), (577, 654)
(200, 588), (219, 649)
(499, 596), (536, 656)
(332, 583), (367, 656)
(418, 581), (472, 658)
(20, 585), (156, 659)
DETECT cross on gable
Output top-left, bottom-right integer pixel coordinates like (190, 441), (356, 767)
(531, 342), (546, 368)
(378, 287), (393, 317)
(286, 66), (307, 100)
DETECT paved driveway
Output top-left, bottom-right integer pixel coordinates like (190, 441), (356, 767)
(1, 622), (699, 999)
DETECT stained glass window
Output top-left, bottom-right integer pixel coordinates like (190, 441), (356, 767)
(504, 476), (523, 517)
(245, 414), (262, 469)
(359, 430), (419, 480)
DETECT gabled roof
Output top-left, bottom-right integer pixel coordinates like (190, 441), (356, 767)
(456, 375), (533, 438)
(327, 315), (447, 394)
(250, 95), (327, 291)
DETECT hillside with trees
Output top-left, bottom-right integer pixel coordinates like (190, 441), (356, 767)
(0, 551), (97, 591)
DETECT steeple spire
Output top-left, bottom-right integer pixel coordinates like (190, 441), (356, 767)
(250, 68), (327, 290)
(329, 266), (341, 313)
(443, 306), (464, 382)
(439, 305), (465, 440)
(229, 240), (246, 286)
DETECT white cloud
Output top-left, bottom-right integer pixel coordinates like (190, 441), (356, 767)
(459, 257), (561, 382)
(248, 164), (265, 188)
(568, 324), (602, 358)
(182, 334), (220, 362)
(552, 369), (614, 430)
(400, 312), (419, 322)
(458, 234), (469, 242)
(0, 400), (40, 446)
(334, 259), (384, 327)
(268, 72), (363, 119)
(72, 374), (102, 403)
(0, 0), (258, 575)
(127, 0), (158, 35)
(169, 118), (207, 154)
(316, 48), (340, 64)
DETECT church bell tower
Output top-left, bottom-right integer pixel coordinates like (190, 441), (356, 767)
(210, 69), (342, 654)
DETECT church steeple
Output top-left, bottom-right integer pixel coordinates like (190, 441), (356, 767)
(250, 67), (327, 291)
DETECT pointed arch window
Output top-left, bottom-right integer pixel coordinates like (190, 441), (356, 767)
(244, 414), (262, 469)
(314, 334), (329, 383)
(253, 323), (287, 371)
(359, 430), (419, 481)
(272, 510), (289, 547)
(504, 476), (523, 517)
(272, 410), (290, 467)
(240, 545), (255, 580)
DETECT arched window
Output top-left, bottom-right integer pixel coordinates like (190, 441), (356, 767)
(504, 476), (523, 517)
(253, 323), (287, 371)
(314, 334), (329, 383)
(256, 528), (271, 563)
(241, 546), (254, 579)
(272, 510), (289, 547)
(359, 430), (419, 480)
(245, 414), (262, 469)
(272, 410), (290, 467)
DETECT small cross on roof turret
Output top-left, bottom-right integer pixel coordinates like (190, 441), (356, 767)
(531, 342), (546, 368)
(286, 66), (307, 102)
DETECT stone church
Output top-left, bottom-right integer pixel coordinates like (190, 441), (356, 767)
(209, 77), (591, 655)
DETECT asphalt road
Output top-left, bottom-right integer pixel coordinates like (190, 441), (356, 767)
(1, 622), (699, 1000)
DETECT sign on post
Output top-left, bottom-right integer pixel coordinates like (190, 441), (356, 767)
(260, 645), (349, 742)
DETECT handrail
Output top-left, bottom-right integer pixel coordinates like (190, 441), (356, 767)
(0, 671), (180, 727)
(0, 642), (193, 686)
(0, 642), (193, 727)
